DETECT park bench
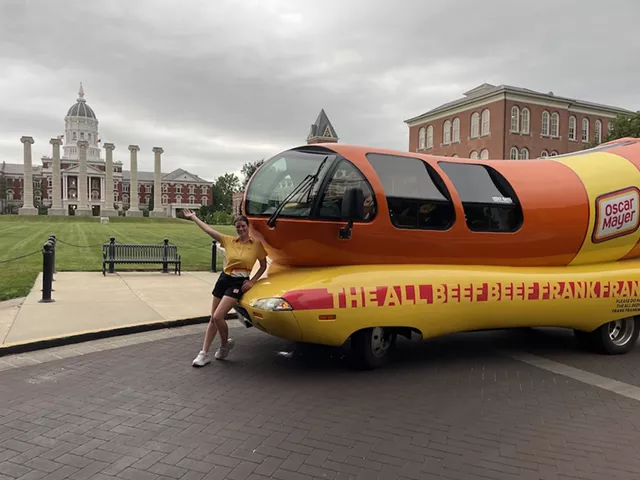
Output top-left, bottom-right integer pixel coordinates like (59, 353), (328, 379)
(102, 237), (181, 275)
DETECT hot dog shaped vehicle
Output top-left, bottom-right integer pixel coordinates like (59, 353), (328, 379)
(233, 137), (640, 368)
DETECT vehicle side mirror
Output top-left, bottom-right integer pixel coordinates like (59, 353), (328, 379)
(339, 187), (364, 239)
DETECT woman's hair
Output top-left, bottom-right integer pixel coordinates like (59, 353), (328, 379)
(233, 214), (249, 226)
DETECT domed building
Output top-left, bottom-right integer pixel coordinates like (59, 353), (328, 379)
(1, 84), (212, 217)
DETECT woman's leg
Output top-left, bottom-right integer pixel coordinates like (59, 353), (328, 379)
(212, 295), (238, 347)
(202, 295), (221, 352)
(212, 295), (238, 359)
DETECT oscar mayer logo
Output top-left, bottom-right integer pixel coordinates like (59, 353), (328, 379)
(592, 187), (640, 243)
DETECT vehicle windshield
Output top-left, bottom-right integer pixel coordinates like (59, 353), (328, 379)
(245, 148), (335, 217)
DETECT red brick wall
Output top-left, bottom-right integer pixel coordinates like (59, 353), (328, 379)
(408, 99), (506, 159)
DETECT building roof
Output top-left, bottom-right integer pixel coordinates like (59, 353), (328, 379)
(404, 83), (635, 124)
(66, 83), (97, 120)
(307, 109), (338, 141)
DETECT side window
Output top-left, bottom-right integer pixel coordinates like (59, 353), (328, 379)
(366, 153), (455, 230)
(438, 162), (523, 232)
(318, 160), (376, 221)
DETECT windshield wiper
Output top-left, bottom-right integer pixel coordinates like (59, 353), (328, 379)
(266, 156), (329, 228)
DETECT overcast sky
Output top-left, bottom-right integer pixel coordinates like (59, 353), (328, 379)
(1, 0), (639, 182)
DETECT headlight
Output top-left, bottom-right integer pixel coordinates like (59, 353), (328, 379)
(251, 297), (293, 311)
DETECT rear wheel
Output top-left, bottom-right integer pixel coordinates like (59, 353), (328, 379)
(350, 327), (396, 369)
(575, 316), (640, 354)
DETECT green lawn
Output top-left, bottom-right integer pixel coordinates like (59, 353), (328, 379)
(0, 216), (235, 301)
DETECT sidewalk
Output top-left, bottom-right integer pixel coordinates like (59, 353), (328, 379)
(0, 271), (242, 355)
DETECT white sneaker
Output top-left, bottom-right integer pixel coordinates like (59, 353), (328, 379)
(192, 350), (211, 367)
(215, 338), (235, 360)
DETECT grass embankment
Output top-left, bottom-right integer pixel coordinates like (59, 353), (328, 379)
(0, 216), (234, 301)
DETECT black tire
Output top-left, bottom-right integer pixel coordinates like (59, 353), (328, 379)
(576, 317), (640, 355)
(350, 327), (396, 370)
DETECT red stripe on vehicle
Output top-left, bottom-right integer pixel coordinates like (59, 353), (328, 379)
(282, 289), (335, 310)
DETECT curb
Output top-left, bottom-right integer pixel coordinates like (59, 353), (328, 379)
(0, 312), (238, 357)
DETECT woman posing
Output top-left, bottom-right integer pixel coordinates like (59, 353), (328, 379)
(182, 209), (268, 365)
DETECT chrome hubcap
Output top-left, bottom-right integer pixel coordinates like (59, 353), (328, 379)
(371, 327), (391, 357)
(608, 317), (635, 346)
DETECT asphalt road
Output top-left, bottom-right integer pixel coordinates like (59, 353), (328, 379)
(2, 324), (640, 480)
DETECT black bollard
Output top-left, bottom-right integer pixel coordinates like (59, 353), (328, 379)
(162, 238), (169, 273)
(48, 234), (56, 278)
(211, 240), (217, 272)
(108, 236), (115, 273)
(40, 241), (55, 303)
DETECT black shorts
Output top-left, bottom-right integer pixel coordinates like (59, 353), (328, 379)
(212, 272), (248, 300)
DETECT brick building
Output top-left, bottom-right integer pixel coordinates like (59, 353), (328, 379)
(404, 83), (634, 160)
(1, 84), (212, 216)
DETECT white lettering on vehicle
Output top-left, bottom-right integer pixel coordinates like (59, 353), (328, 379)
(593, 187), (640, 243)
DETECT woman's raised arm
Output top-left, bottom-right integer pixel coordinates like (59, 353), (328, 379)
(182, 209), (224, 243)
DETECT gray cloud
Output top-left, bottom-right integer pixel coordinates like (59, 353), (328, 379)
(1, 0), (639, 182)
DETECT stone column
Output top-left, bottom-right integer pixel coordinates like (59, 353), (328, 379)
(127, 145), (142, 216)
(102, 143), (118, 217)
(48, 138), (65, 215)
(18, 136), (38, 215)
(75, 140), (91, 216)
(150, 147), (165, 217)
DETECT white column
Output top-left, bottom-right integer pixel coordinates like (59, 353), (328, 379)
(102, 143), (117, 217)
(150, 146), (164, 217)
(75, 140), (91, 216)
(18, 136), (37, 215)
(127, 145), (142, 216)
(63, 174), (68, 201)
(48, 138), (65, 215)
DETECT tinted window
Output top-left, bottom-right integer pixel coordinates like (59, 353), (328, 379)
(245, 149), (334, 217)
(318, 160), (376, 221)
(438, 161), (523, 232)
(366, 153), (454, 230)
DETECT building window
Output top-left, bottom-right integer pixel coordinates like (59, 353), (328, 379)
(162, 194), (168, 204)
(419, 127), (426, 150)
(162, 184), (168, 193)
(608, 121), (614, 135)
(123, 183), (129, 192)
(145, 184), (151, 193)
(520, 108), (530, 134)
(438, 162), (523, 233)
(582, 118), (589, 142)
(6, 190), (13, 201)
(443, 120), (451, 144)
(520, 148), (529, 160)
(510, 147), (519, 160)
(201, 196), (208, 205)
(113, 192), (118, 202)
(470, 112), (480, 138)
(541, 111), (550, 136)
(470, 150), (479, 159)
(188, 185), (195, 194)
(80, 132), (84, 139)
(366, 153), (455, 230)
(176, 185), (182, 194)
(595, 120), (602, 144)
(540, 150), (549, 158)
(452, 118), (460, 143)
(200, 185), (208, 194)
(123, 194), (129, 204)
(511, 106), (520, 132)
(568, 116), (576, 140)
(550, 151), (558, 157)
(176, 194), (182, 203)
(481, 109), (490, 136)
(426, 125), (433, 148)
(550, 112), (559, 137)
(188, 195), (195, 204)
(480, 149), (489, 160)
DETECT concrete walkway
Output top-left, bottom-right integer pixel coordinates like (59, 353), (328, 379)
(0, 271), (241, 354)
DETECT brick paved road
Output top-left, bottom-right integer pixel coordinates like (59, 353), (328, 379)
(2, 325), (640, 480)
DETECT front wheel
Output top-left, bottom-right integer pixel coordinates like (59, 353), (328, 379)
(575, 316), (640, 355)
(350, 327), (396, 369)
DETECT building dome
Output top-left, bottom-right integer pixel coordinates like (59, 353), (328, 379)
(66, 83), (97, 119)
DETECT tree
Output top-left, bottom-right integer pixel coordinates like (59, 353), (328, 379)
(241, 158), (265, 189)
(211, 173), (241, 213)
(605, 112), (640, 142)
